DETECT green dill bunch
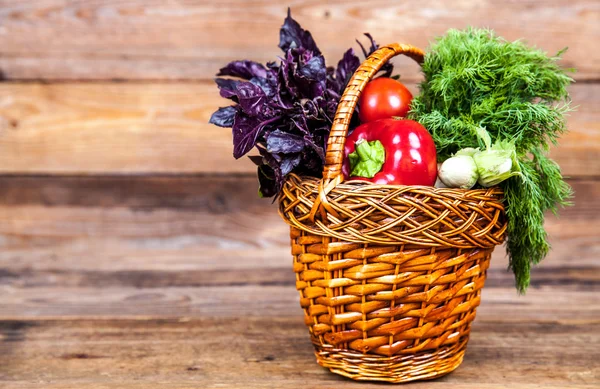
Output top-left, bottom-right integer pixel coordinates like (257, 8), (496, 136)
(410, 27), (573, 159)
(409, 27), (574, 293)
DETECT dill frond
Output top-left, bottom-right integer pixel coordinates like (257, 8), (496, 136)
(409, 28), (574, 293)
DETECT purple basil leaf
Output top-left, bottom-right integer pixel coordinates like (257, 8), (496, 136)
(299, 55), (326, 82)
(267, 130), (305, 154)
(248, 155), (263, 166)
(232, 114), (263, 159)
(257, 165), (279, 198)
(235, 82), (267, 116)
(279, 8), (321, 55)
(335, 48), (360, 90)
(325, 91), (340, 118)
(256, 145), (284, 197)
(274, 90), (294, 110)
(303, 135), (325, 162)
(250, 76), (276, 97)
(279, 51), (298, 96)
(209, 11), (390, 197)
(359, 33), (393, 77)
(301, 99), (319, 120)
(299, 147), (323, 172)
(217, 60), (267, 80)
(215, 78), (241, 99)
(280, 154), (301, 176)
(284, 49), (326, 99)
(209, 106), (236, 128)
(309, 82), (325, 99)
(291, 117), (310, 135)
(356, 33), (378, 58)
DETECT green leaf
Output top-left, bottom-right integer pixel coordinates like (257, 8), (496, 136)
(474, 126), (492, 149)
(473, 140), (522, 187)
(349, 140), (386, 178)
(454, 147), (479, 157)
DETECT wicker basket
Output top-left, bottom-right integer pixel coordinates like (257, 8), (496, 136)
(278, 43), (507, 383)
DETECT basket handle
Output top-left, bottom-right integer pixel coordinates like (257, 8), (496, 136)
(308, 44), (425, 222)
(322, 43), (425, 181)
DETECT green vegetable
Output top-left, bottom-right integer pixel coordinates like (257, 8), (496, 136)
(472, 128), (522, 187)
(349, 140), (386, 178)
(409, 28), (574, 293)
(454, 148), (479, 158)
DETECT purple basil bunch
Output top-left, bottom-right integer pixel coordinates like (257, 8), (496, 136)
(210, 10), (390, 197)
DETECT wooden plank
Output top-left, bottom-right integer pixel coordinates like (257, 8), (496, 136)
(0, 317), (598, 388)
(0, 380), (598, 388)
(0, 0), (597, 81)
(0, 176), (598, 319)
(3, 249), (598, 290)
(0, 82), (597, 175)
(0, 177), (598, 387)
(0, 177), (596, 272)
(1, 283), (599, 321)
(0, 82), (247, 174)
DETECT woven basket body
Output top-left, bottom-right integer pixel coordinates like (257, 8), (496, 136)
(278, 44), (507, 383)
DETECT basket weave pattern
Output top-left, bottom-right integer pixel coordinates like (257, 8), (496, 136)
(278, 44), (507, 382)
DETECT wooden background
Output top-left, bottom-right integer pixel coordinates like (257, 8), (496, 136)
(0, 1), (598, 388)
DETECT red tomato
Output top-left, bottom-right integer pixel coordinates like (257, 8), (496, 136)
(342, 118), (437, 186)
(358, 78), (413, 123)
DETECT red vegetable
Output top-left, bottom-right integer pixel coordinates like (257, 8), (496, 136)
(342, 118), (437, 186)
(358, 78), (413, 123)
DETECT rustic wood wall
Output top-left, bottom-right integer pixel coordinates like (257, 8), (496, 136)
(0, 1), (598, 388)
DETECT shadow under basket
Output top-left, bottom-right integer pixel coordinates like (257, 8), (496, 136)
(278, 43), (507, 383)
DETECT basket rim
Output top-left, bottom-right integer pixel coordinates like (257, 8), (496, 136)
(284, 173), (505, 198)
(279, 173), (507, 248)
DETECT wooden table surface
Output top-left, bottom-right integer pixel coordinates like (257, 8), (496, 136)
(1, 176), (598, 388)
(0, 1), (599, 388)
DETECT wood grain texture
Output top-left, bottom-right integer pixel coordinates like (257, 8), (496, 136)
(0, 176), (598, 319)
(0, 82), (597, 175)
(0, 176), (598, 387)
(0, 0), (597, 81)
(0, 82), (242, 174)
(0, 318), (599, 388)
(0, 1), (597, 386)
